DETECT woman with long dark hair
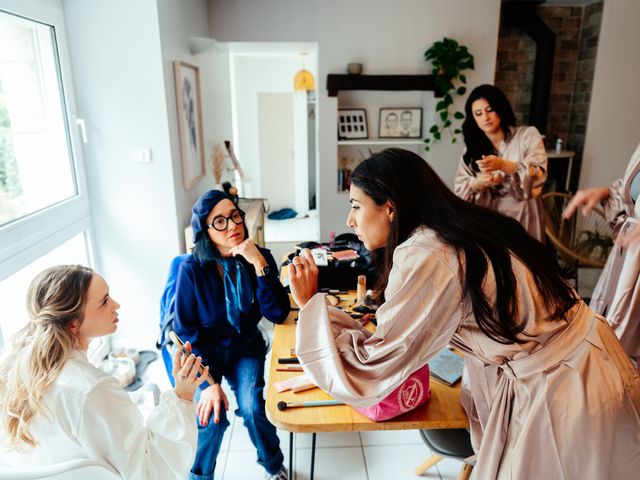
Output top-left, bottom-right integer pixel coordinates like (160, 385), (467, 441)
(289, 149), (640, 479)
(454, 84), (547, 241)
(173, 190), (290, 480)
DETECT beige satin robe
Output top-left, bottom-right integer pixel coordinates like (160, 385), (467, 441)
(454, 126), (547, 242)
(591, 142), (640, 358)
(296, 227), (640, 479)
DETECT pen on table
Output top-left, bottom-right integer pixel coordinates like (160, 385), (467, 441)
(278, 357), (300, 364)
(276, 366), (304, 372)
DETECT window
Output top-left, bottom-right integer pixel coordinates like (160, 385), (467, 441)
(0, 0), (95, 363)
(0, 2), (92, 285)
(0, 10), (78, 227)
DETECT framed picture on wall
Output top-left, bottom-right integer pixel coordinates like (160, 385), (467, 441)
(379, 107), (423, 138)
(338, 108), (368, 140)
(174, 60), (205, 189)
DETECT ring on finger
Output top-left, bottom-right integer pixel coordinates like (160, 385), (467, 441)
(180, 374), (187, 380)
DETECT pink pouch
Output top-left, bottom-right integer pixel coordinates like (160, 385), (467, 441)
(353, 364), (431, 421)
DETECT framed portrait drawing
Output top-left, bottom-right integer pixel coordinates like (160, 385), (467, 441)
(338, 108), (368, 140)
(174, 61), (205, 189)
(379, 108), (423, 139)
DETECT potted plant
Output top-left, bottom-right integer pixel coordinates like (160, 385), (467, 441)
(423, 38), (475, 151)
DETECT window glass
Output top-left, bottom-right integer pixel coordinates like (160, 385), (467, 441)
(0, 10), (77, 228)
(0, 233), (88, 351)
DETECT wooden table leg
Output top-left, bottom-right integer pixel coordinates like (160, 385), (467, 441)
(414, 454), (444, 476)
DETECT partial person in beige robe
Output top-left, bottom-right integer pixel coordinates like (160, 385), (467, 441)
(289, 148), (640, 480)
(563, 142), (640, 363)
(454, 84), (547, 241)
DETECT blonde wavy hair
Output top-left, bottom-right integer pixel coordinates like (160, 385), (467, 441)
(0, 264), (94, 448)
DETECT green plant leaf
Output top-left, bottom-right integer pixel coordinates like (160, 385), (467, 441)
(440, 111), (448, 122)
(452, 138), (457, 143)
(434, 131), (441, 141)
(457, 87), (466, 96)
(459, 74), (466, 84)
(424, 137), (431, 143)
(436, 100), (447, 111)
(429, 125), (439, 133)
(454, 128), (462, 134)
(425, 145), (431, 152)
(454, 111), (465, 120)
(443, 120), (452, 127)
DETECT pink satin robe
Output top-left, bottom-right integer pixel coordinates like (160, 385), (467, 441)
(454, 126), (547, 242)
(591, 142), (640, 358)
(296, 227), (640, 479)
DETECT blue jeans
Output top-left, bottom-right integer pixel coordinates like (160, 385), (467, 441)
(188, 354), (284, 480)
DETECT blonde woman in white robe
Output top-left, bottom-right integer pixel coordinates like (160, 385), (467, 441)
(563, 142), (640, 365)
(289, 148), (640, 480)
(0, 265), (207, 479)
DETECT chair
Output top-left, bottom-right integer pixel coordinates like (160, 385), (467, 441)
(415, 429), (475, 479)
(0, 458), (120, 479)
(542, 192), (613, 288)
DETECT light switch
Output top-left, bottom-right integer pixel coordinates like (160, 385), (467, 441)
(134, 147), (152, 164)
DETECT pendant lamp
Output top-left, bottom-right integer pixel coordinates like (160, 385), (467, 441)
(294, 53), (315, 92)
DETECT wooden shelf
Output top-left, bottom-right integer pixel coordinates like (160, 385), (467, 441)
(338, 139), (423, 146)
(327, 74), (441, 97)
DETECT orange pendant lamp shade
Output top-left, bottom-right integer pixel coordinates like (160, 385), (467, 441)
(294, 69), (315, 92)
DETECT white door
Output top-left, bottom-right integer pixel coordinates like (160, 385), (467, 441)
(257, 92), (295, 212)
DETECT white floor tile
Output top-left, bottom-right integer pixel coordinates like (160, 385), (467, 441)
(221, 450), (267, 479)
(364, 444), (439, 480)
(291, 446), (367, 480)
(360, 429), (424, 446)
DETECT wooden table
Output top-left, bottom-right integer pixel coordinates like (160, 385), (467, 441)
(265, 296), (468, 479)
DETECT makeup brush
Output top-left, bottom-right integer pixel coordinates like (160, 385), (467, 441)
(277, 400), (344, 411)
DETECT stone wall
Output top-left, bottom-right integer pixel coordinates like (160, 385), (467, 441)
(495, 1), (603, 190)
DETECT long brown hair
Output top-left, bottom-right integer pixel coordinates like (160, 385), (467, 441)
(350, 149), (577, 344)
(0, 265), (94, 448)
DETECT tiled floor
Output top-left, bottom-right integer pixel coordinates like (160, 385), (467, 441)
(144, 323), (473, 480)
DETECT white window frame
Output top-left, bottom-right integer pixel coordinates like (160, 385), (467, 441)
(0, 0), (93, 281)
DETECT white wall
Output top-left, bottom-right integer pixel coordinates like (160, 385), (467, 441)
(63, 0), (209, 341)
(156, 0), (216, 232)
(207, 0), (501, 238)
(580, 0), (640, 187)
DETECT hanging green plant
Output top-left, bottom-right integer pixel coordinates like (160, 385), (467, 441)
(423, 37), (475, 152)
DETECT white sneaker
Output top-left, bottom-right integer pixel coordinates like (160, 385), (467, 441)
(266, 466), (288, 480)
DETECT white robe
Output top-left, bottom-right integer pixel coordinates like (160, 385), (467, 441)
(1, 350), (197, 479)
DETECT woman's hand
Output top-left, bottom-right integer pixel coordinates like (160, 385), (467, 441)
(472, 173), (502, 191)
(562, 187), (610, 219)
(288, 248), (319, 308)
(476, 155), (517, 175)
(197, 384), (229, 427)
(230, 238), (267, 271)
(172, 341), (208, 402)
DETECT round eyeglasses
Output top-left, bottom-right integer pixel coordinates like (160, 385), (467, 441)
(207, 209), (245, 231)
